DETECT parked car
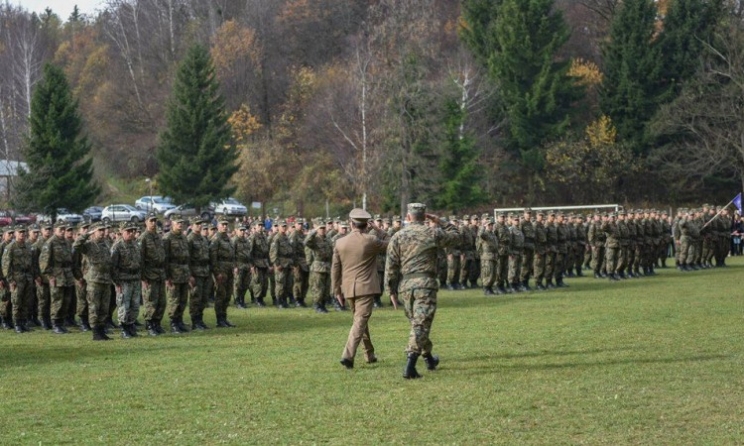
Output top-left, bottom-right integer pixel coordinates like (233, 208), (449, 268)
(101, 204), (147, 223)
(211, 198), (248, 216)
(164, 203), (215, 220)
(0, 211), (13, 226)
(83, 206), (103, 222)
(38, 208), (84, 224)
(12, 212), (37, 224)
(134, 196), (177, 213)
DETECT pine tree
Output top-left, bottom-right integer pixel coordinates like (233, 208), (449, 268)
(600, 0), (662, 153)
(156, 44), (238, 210)
(461, 0), (579, 188)
(14, 63), (98, 217)
(435, 97), (486, 213)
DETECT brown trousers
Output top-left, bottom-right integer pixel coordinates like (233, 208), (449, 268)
(341, 294), (375, 362)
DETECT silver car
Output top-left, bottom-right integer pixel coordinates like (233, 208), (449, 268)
(164, 204), (215, 220)
(102, 204), (148, 223)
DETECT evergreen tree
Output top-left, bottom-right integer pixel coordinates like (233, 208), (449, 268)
(435, 97), (486, 212)
(461, 0), (580, 193)
(14, 63), (98, 217)
(156, 44), (238, 210)
(600, 0), (662, 153)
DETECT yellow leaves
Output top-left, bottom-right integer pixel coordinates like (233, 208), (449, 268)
(210, 20), (261, 78)
(228, 104), (262, 143)
(586, 115), (617, 148)
(569, 58), (603, 86)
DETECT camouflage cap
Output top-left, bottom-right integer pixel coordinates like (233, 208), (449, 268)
(497, 211), (507, 218)
(407, 203), (426, 216)
(485, 217), (495, 224)
(462, 214), (470, 220)
(200, 223), (210, 230)
(14, 224), (26, 232)
(619, 210), (627, 216)
(218, 217), (231, 225)
(339, 221), (350, 229)
(66, 223), (78, 231)
(80, 222), (91, 230)
(278, 220), (288, 226)
(53, 221), (67, 229)
(2, 226), (12, 234)
(41, 221), (53, 230)
(537, 211), (546, 217)
(210, 224), (218, 230)
(449, 215), (458, 222)
(122, 221), (138, 231)
(349, 208), (372, 223)
(190, 217), (204, 225)
(523, 207), (533, 213)
(374, 214), (383, 222)
(90, 222), (105, 231)
(393, 215), (402, 222)
(548, 210), (556, 216)
(171, 214), (188, 224)
(470, 214), (479, 221)
(252, 220), (264, 227)
(147, 212), (158, 221)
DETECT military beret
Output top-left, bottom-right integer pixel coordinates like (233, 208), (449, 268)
(407, 203), (426, 215)
(349, 208), (372, 222)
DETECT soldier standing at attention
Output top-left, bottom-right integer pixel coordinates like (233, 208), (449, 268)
(210, 219), (237, 327)
(248, 221), (270, 307)
(616, 211), (630, 279)
(163, 215), (192, 333)
(34, 223), (53, 329)
(269, 221), (294, 309)
(554, 212), (569, 288)
(478, 218), (499, 295)
(3, 226), (38, 333)
(574, 215), (587, 277)
(290, 220), (309, 307)
(520, 208), (535, 290)
(72, 222), (91, 331)
(588, 213), (605, 278)
(26, 224), (41, 327)
(445, 217), (461, 290)
(507, 214), (524, 293)
(187, 220), (211, 329)
(73, 223), (113, 341)
(459, 216), (476, 289)
(494, 212), (512, 294)
(373, 216), (386, 308)
(332, 208), (389, 369)
(532, 211), (548, 290)
(139, 214), (167, 336)
(602, 213), (621, 281)
(386, 203), (460, 379)
(0, 228), (15, 329)
(232, 224), (252, 309)
(304, 221), (333, 313)
(111, 222), (142, 338)
(40, 222), (76, 334)
(544, 211), (558, 288)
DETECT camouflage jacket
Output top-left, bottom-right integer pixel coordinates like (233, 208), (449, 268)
(617, 221), (630, 246)
(289, 230), (308, 270)
(39, 235), (75, 286)
(33, 236), (50, 284)
(270, 232), (294, 269)
(111, 238), (141, 283)
(210, 232), (235, 276)
(139, 230), (165, 281)
(556, 223), (568, 254)
(163, 230), (191, 283)
(304, 230), (333, 273)
(72, 234), (112, 284)
(602, 221), (620, 249)
(2, 240), (34, 282)
(509, 224), (524, 253)
(534, 221), (548, 255)
(495, 222), (512, 256)
(232, 235), (252, 270)
(385, 220), (460, 295)
(545, 222), (558, 252)
(575, 223), (587, 246)
(478, 227), (499, 260)
(520, 220), (535, 249)
(248, 232), (270, 269)
(187, 232), (211, 278)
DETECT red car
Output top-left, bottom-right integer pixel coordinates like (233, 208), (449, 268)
(0, 211), (13, 226)
(12, 212), (37, 225)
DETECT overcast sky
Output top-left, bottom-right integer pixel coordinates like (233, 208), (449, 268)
(13, 0), (104, 18)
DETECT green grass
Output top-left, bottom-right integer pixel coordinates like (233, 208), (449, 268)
(2, 258), (744, 445)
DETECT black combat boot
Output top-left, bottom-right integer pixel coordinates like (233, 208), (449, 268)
(522, 280), (531, 291)
(146, 321), (159, 336)
(65, 316), (77, 327)
(121, 324), (132, 339)
(31, 317), (42, 327)
(79, 316), (91, 332)
(215, 317), (228, 328)
(197, 316), (210, 330)
(41, 317), (52, 330)
(134, 319), (143, 327)
(171, 319), (184, 334)
(373, 296), (383, 308)
(339, 358), (354, 369)
(92, 325), (106, 341)
(314, 303), (329, 313)
(557, 278), (569, 288)
(546, 280), (555, 289)
(484, 288), (494, 296)
(296, 298), (307, 308)
(52, 319), (68, 334)
(127, 323), (138, 337)
(154, 320), (166, 334)
(256, 298), (266, 307)
(177, 318), (190, 332)
(422, 353), (440, 371)
(535, 281), (546, 291)
(403, 353), (423, 379)
(0, 317), (11, 330)
(14, 320), (25, 333)
(223, 317), (236, 327)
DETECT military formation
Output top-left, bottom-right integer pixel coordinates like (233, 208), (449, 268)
(0, 203), (734, 345)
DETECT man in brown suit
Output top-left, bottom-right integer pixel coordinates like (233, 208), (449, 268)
(331, 208), (389, 369)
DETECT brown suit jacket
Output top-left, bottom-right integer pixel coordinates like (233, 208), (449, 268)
(331, 228), (388, 298)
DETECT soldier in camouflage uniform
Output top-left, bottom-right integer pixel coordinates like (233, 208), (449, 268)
(602, 213), (621, 281)
(34, 223), (53, 329)
(386, 203), (460, 379)
(71, 223), (91, 331)
(248, 221), (270, 307)
(520, 208), (535, 290)
(554, 212), (569, 287)
(164, 215), (192, 333)
(507, 214), (524, 292)
(139, 214), (167, 336)
(304, 222), (333, 313)
(574, 215), (587, 277)
(329, 221), (350, 310)
(532, 211), (548, 290)
(270, 221), (294, 309)
(111, 221), (142, 338)
(210, 219), (237, 327)
(468, 215), (482, 288)
(290, 220), (308, 307)
(544, 211), (558, 288)
(2, 226), (38, 333)
(232, 224), (252, 309)
(0, 228), (14, 329)
(478, 218), (499, 295)
(564, 214), (577, 277)
(26, 225), (41, 327)
(588, 213), (606, 278)
(445, 217), (461, 290)
(266, 224), (278, 305)
(40, 222), (76, 334)
(494, 212), (512, 294)
(73, 223), (113, 341)
(459, 216), (476, 289)
(616, 211), (630, 279)
(187, 220), (211, 329)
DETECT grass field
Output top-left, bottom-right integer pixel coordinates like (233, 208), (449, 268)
(1, 258), (743, 445)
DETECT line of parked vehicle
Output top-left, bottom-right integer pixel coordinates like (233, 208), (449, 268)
(21, 196), (250, 226)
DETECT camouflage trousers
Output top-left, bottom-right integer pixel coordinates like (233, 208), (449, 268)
(167, 282), (189, 321)
(51, 285), (74, 322)
(0, 288), (10, 323)
(189, 276), (210, 320)
(554, 252), (566, 280)
(591, 246), (605, 274)
(437, 257), (448, 286)
(460, 255), (473, 286)
(584, 248), (592, 268)
(10, 276), (32, 324)
(341, 294), (375, 362)
(400, 288), (437, 355)
(533, 251), (546, 282)
(268, 269), (276, 300)
(446, 255), (460, 286)
(605, 247), (619, 274)
(274, 267), (292, 304)
(625, 244), (636, 273)
(87, 282), (111, 327)
(575, 246), (586, 273)
(116, 280), (141, 325)
(496, 255), (509, 286)
(76, 280), (87, 319)
(520, 247), (535, 282)
(480, 258), (496, 289)
(508, 254), (522, 285)
(309, 271), (330, 306)
(693, 240), (703, 264)
(37, 282), (51, 322)
(293, 266), (309, 301)
(234, 267), (252, 304)
(142, 279), (167, 322)
(632, 244), (643, 272)
(250, 267), (268, 301)
(469, 258), (481, 286)
(617, 245), (629, 272)
(679, 238), (696, 264)
(544, 251), (556, 282)
(214, 272), (234, 318)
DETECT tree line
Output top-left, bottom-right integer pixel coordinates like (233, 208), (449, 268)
(0, 0), (741, 217)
